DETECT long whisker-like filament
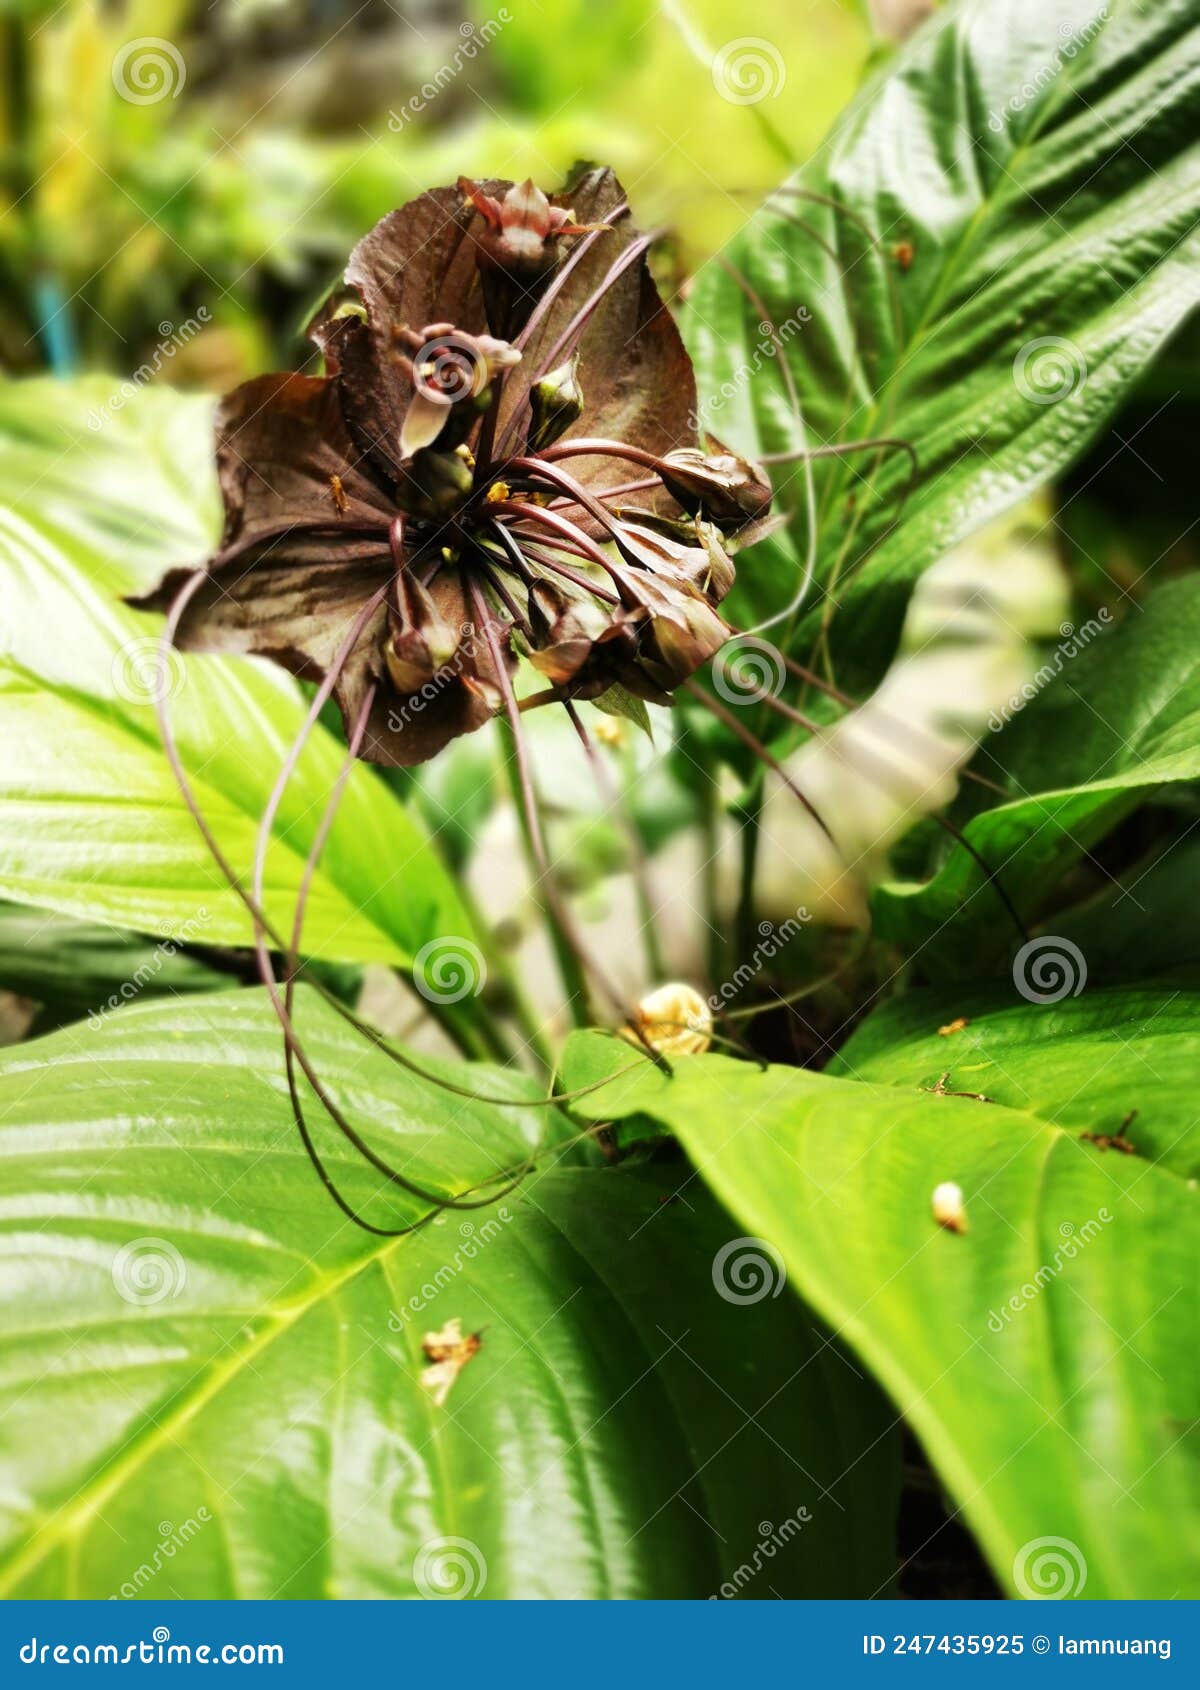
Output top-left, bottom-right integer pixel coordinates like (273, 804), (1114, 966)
(751, 680), (1027, 944)
(511, 205), (629, 355)
(490, 204), (631, 460)
(277, 686), (436, 1237)
(251, 584), (389, 932)
(537, 438), (664, 473)
(154, 581), (504, 1224)
(714, 256), (818, 637)
(505, 456), (631, 546)
(563, 701), (667, 982)
(466, 576), (671, 1070)
(758, 436), (917, 475)
(485, 521), (621, 605)
(762, 643), (1006, 797)
(683, 676), (837, 847)
(550, 476), (661, 509)
(478, 559), (533, 633)
(487, 500), (627, 593)
(154, 574), (646, 1113)
(467, 577), (601, 1015)
(527, 231), (661, 390)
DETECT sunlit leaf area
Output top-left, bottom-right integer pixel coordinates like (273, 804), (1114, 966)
(0, 0), (1197, 1602)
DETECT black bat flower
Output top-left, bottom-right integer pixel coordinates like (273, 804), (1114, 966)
(133, 168), (774, 766)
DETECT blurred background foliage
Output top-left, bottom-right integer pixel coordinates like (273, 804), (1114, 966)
(5, 0), (1193, 1039)
(0, 0), (872, 381)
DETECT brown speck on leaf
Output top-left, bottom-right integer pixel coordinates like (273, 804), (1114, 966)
(893, 240), (915, 271)
(1082, 1131), (1137, 1155)
(328, 474), (348, 516)
(922, 1071), (992, 1103)
(420, 1317), (482, 1407)
(938, 1017), (969, 1037)
(1082, 1107), (1138, 1154)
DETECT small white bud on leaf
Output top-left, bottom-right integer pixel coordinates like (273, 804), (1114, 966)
(623, 982), (713, 1057)
(932, 1181), (968, 1234)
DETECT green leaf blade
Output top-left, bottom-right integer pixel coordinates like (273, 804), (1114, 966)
(686, 0), (1200, 672)
(0, 992), (898, 1599)
(563, 1001), (1200, 1599)
(0, 380), (475, 971)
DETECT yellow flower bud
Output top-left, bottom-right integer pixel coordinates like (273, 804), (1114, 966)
(624, 983), (713, 1057)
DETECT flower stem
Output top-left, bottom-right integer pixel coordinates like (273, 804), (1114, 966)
(453, 877), (556, 1076)
(735, 786), (763, 975)
(496, 717), (593, 1030)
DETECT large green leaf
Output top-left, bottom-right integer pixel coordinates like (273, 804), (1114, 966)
(831, 980), (1200, 1179)
(0, 379), (474, 969)
(0, 990), (897, 1599)
(1052, 836), (1200, 984)
(563, 1006), (1200, 1599)
(0, 901), (231, 1030)
(686, 0), (1200, 674)
(872, 577), (1200, 964)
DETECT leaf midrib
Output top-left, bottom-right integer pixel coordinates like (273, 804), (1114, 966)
(0, 1227), (414, 1595)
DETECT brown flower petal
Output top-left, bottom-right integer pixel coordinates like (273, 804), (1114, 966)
(658, 441), (773, 528)
(495, 168), (699, 484)
(614, 518), (736, 604)
(615, 568), (731, 687)
(527, 581), (622, 688)
(129, 372), (395, 682)
(308, 185), (500, 485)
(348, 571), (514, 768)
(131, 170), (757, 771)
(203, 372), (393, 568)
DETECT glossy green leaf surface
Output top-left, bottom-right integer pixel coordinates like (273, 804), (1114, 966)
(563, 1013), (1200, 1599)
(0, 902), (231, 1028)
(873, 578), (1200, 962)
(0, 991), (898, 1599)
(686, 0), (1200, 674)
(832, 980), (1200, 1179)
(0, 379), (473, 968)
